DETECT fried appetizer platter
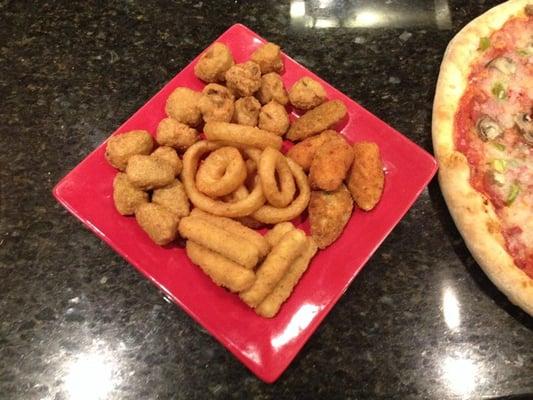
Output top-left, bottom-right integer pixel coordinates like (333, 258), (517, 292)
(104, 41), (386, 317)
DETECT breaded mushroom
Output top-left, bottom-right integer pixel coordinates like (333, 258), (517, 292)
(105, 130), (153, 171)
(258, 101), (289, 136)
(225, 61), (262, 97)
(250, 42), (283, 74)
(256, 72), (289, 105)
(232, 96), (261, 126)
(165, 87), (202, 127)
(156, 117), (198, 152)
(194, 42), (234, 83)
(288, 77), (327, 110)
(198, 83), (235, 123)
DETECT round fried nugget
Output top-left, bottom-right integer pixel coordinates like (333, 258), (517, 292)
(151, 146), (182, 176)
(165, 87), (202, 127)
(288, 77), (327, 110)
(250, 42), (283, 74)
(105, 130), (153, 171)
(156, 117), (198, 152)
(233, 96), (261, 126)
(198, 83), (235, 123)
(126, 154), (175, 190)
(256, 72), (288, 105)
(194, 42), (234, 83)
(309, 135), (354, 191)
(136, 203), (179, 246)
(112, 172), (149, 215)
(152, 180), (190, 217)
(258, 101), (289, 136)
(225, 61), (261, 97)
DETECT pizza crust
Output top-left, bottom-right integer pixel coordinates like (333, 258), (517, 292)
(432, 0), (533, 316)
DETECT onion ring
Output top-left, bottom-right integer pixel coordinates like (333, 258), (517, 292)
(258, 147), (296, 208)
(252, 157), (310, 224)
(204, 121), (282, 150)
(181, 141), (266, 217)
(195, 146), (247, 197)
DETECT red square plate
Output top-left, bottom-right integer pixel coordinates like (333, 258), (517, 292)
(53, 24), (437, 382)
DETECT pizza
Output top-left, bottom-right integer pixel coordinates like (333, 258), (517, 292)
(432, 0), (533, 315)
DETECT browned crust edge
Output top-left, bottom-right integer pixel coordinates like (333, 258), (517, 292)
(432, 0), (533, 316)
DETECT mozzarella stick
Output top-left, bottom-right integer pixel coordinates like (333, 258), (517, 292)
(186, 241), (255, 292)
(239, 229), (307, 307)
(264, 222), (295, 247)
(179, 216), (260, 269)
(256, 237), (318, 318)
(204, 121), (283, 150)
(190, 208), (270, 257)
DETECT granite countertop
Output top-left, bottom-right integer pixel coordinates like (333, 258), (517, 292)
(1, 0), (532, 398)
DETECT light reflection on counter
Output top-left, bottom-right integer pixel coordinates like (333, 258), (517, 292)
(63, 344), (121, 400)
(442, 286), (461, 330)
(290, 0), (452, 29)
(442, 355), (480, 396)
(271, 303), (322, 350)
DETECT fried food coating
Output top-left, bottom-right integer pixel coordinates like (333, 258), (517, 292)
(225, 61), (262, 97)
(179, 216), (260, 269)
(203, 122), (283, 150)
(250, 42), (283, 74)
(198, 83), (235, 123)
(135, 203), (179, 245)
(232, 96), (261, 126)
(156, 117), (199, 152)
(309, 184), (353, 249)
(126, 154), (175, 190)
(287, 100), (347, 141)
(258, 101), (290, 136)
(194, 42), (234, 83)
(151, 146), (182, 176)
(288, 77), (327, 110)
(347, 142), (385, 211)
(186, 241), (255, 293)
(240, 229), (307, 307)
(264, 222), (295, 247)
(256, 72), (289, 105)
(112, 172), (149, 215)
(165, 87), (202, 127)
(309, 135), (354, 191)
(256, 237), (317, 318)
(152, 180), (190, 217)
(105, 130), (153, 171)
(286, 130), (340, 171)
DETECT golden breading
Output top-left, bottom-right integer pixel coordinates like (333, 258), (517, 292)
(256, 237), (317, 318)
(286, 130), (339, 172)
(186, 241), (255, 293)
(152, 180), (190, 217)
(264, 222), (295, 247)
(256, 72), (288, 105)
(179, 216), (260, 269)
(126, 154), (175, 190)
(309, 135), (354, 191)
(240, 229), (307, 308)
(288, 77), (327, 110)
(258, 101), (289, 136)
(151, 146), (182, 176)
(250, 42), (283, 74)
(198, 83), (235, 123)
(232, 96), (261, 126)
(225, 61), (262, 97)
(105, 130), (153, 171)
(309, 184), (353, 249)
(135, 203), (179, 245)
(348, 142), (385, 211)
(165, 87), (202, 127)
(194, 42), (234, 83)
(156, 117), (199, 152)
(286, 100), (347, 141)
(112, 173), (148, 215)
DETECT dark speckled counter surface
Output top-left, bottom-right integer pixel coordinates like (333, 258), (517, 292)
(1, 0), (532, 398)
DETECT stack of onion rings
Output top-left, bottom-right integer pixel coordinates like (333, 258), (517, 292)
(258, 147), (296, 208)
(196, 146), (247, 197)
